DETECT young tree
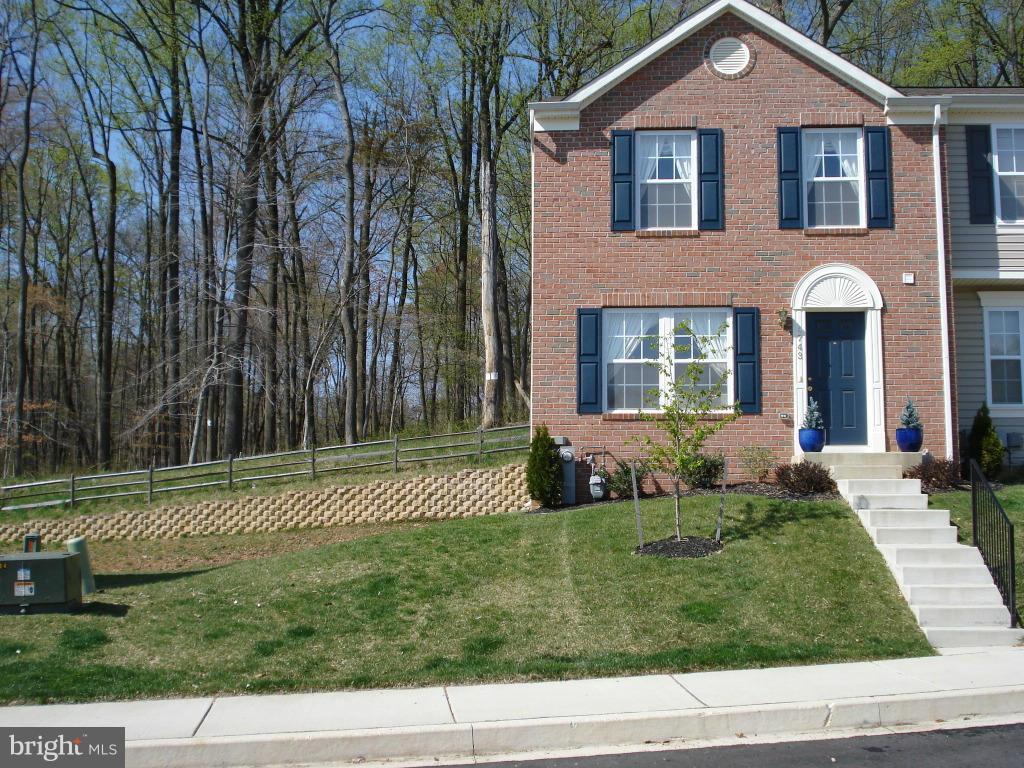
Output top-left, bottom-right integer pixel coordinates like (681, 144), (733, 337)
(638, 321), (740, 542)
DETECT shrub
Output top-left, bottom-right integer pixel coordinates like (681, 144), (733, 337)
(775, 461), (836, 495)
(682, 454), (725, 489)
(968, 404), (1004, 478)
(738, 445), (774, 483)
(526, 425), (561, 507)
(605, 458), (651, 499)
(905, 459), (961, 490)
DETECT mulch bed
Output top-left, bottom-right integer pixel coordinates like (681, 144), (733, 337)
(678, 482), (839, 502)
(636, 535), (723, 559)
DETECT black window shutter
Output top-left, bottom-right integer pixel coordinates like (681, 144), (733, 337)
(577, 308), (602, 414)
(733, 307), (761, 415)
(610, 131), (635, 231)
(697, 129), (724, 230)
(966, 125), (995, 224)
(865, 126), (893, 228)
(777, 127), (803, 229)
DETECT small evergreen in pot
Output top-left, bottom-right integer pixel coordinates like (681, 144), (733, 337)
(799, 397), (826, 453)
(896, 397), (924, 452)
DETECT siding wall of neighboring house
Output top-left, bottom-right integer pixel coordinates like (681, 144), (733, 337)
(954, 289), (1024, 454)
(531, 12), (951, 480)
(947, 125), (1024, 272)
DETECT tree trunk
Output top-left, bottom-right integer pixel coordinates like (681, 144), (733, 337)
(478, 79), (502, 429)
(11, 0), (38, 476)
(223, 94), (264, 457)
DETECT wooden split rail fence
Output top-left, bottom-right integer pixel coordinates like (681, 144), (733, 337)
(1, 424), (529, 514)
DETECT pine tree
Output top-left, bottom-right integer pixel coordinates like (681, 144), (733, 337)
(526, 425), (561, 507)
(803, 397), (824, 430)
(968, 403), (1004, 478)
(900, 398), (922, 429)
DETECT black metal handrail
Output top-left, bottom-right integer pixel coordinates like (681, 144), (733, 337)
(970, 459), (1018, 626)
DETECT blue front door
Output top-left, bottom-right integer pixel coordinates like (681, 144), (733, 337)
(807, 312), (867, 446)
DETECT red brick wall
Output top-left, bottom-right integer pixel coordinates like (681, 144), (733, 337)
(531, 14), (950, 483)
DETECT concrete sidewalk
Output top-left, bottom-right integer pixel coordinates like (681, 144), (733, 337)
(4, 647), (1024, 767)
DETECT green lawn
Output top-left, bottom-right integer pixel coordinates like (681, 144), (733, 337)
(930, 482), (1024, 619)
(0, 494), (932, 704)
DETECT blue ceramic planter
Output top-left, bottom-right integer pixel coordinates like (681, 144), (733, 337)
(799, 428), (826, 453)
(896, 427), (923, 452)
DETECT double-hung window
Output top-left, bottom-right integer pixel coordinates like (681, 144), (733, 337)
(986, 307), (1024, 406)
(603, 308), (731, 412)
(801, 128), (865, 228)
(993, 127), (1024, 226)
(636, 132), (697, 230)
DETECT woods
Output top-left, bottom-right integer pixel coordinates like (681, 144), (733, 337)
(0, 0), (1022, 477)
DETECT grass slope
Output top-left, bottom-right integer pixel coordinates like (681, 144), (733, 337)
(930, 483), (1024, 619)
(0, 495), (931, 704)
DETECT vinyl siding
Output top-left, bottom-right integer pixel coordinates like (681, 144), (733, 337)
(948, 124), (1024, 271)
(954, 289), (1024, 448)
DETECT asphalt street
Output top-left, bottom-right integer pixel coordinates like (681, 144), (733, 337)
(456, 722), (1024, 767)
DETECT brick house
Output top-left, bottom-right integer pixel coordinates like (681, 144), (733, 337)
(529, 0), (1024, 483)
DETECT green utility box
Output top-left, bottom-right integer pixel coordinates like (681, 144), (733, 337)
(0, 552), (83, 613)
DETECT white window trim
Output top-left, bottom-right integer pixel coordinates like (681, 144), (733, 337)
(635, 131), (699, 231)
(602, 308), (733, 414)
(990, 124), (1024, 232)
(800, 127), (867, 230)
(980, 291), (1024, 414)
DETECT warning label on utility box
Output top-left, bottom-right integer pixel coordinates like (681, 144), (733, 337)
(13, 581), (34, 597)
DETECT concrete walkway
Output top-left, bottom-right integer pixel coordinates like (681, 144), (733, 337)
(4, 647), (1024, 767)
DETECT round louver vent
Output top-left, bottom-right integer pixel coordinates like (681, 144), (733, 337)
(708, 37), (750, 75)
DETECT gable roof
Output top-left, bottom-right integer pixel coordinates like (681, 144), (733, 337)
(529, 0), (902, 131)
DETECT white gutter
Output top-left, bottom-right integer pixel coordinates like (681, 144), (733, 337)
(932, 103), (955, 460)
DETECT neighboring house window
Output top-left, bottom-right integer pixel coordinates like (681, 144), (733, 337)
(636, 131), (697, 230)
(603, 308), (731, 412)
(987, 308), (1024, 405)
(801, 128), (865, 228)
(993, 126), (1024, 225)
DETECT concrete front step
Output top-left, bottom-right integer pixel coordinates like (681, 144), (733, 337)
(861, 508), (950, 528)
(899, 564), (996, 585)
(907, 583), (1007, 605)
(883, 545), (984, 567)
(913, 604), (1011, 627)
(830, 464), (906, 480)
(848, 493), (929, 510)
(805, 451), (922, 468)
(838, 478), (921, 496)
(872, 525), (957, 546)
(922, 626), (1024, 647)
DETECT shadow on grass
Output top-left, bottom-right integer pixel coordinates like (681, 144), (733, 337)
(80, 601), (129, 618)
(95, 568), (219, 590)
(726, 500), (846, 543)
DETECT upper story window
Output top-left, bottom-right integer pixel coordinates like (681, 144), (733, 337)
(993, 127), (1024, 226)
(603, 308), (731, 412)
(801, 128), (865, 228)
(636, 131), (697, 230)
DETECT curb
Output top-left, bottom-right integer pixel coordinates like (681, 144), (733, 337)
(126, 685), (1024, 768)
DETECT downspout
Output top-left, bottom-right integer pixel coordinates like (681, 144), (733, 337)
(932, 103), (955, 459)
(529, 108), (535, 433)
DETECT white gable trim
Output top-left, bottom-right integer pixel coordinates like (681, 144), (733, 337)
(529, 0), (901, 131)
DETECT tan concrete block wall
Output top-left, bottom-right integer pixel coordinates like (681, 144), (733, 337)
(0, 464), (529, 543)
